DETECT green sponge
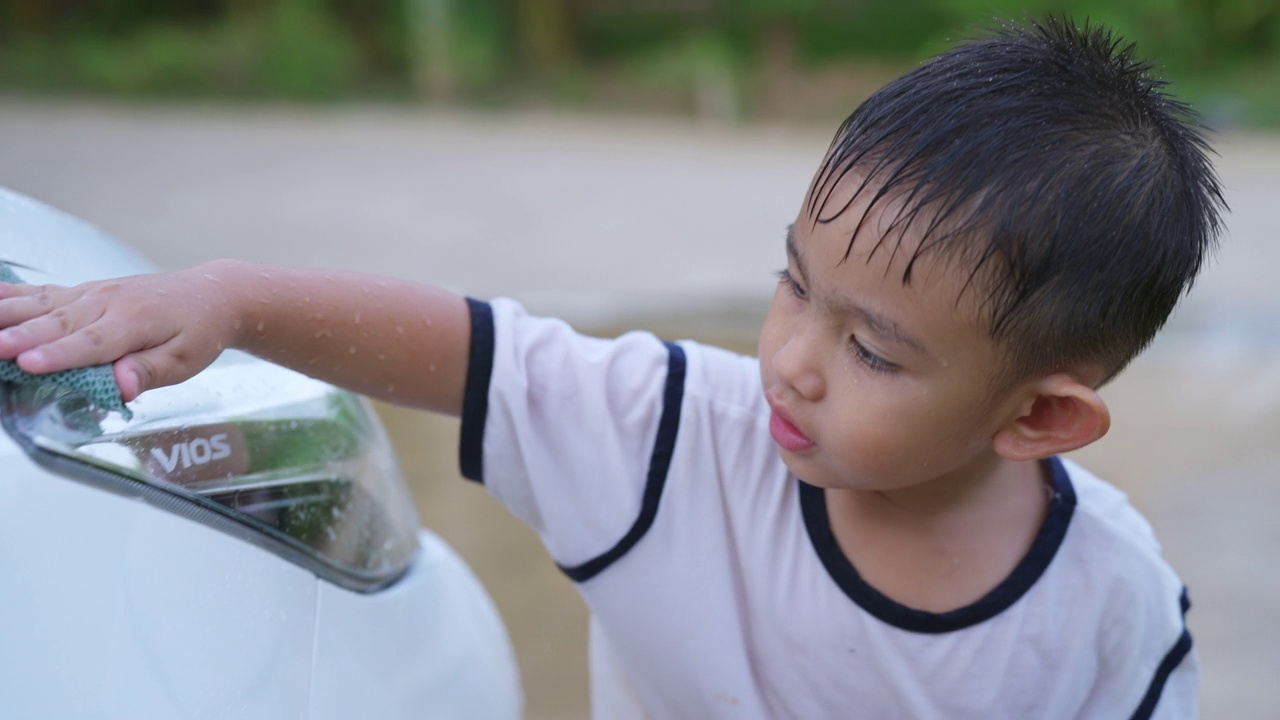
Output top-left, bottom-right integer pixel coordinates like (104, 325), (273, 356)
(0, 263), (132, 420)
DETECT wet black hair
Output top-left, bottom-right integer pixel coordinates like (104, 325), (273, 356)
(809, 16), (1226, 384)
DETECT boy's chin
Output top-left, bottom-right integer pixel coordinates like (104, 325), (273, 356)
(775, 453), (878, 491)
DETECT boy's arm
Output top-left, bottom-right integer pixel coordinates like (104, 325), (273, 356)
(0, 259), (472, 416)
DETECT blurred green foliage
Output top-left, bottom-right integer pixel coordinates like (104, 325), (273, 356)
(0, 0), (1276, 124)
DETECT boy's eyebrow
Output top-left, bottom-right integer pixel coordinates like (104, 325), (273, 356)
(785, 224), (932, 358)
(785, 225), (808, 281)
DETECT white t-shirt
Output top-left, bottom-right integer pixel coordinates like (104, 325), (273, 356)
(459, 298), (1196, 719)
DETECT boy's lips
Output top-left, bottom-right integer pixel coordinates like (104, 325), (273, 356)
(768, 407), (815, 452)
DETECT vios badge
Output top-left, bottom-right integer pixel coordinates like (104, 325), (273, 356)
(135, 424), (250, 485)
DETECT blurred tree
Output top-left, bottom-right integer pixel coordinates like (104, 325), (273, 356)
(517, 0), (576, 73)
(3, 0), (49, 36)
(406, 0), (457, 98)
(0, 0), (1276, 122)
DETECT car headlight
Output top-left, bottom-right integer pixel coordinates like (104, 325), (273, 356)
(0, 350), (421, 592)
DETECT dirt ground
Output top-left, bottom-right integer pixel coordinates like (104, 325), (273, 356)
(0, 100), (1275, 718)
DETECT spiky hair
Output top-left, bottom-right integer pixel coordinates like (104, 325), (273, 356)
(810, 17), (1226, 382)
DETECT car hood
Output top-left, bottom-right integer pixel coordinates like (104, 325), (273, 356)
(0, 187), (156, 286)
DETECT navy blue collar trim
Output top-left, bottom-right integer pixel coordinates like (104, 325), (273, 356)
(799, 456), (1077, 634)
(458, 298), (495, 483)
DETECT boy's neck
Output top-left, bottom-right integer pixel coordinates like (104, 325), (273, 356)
(823, 456), (1052, 613)
(847, 453), (1041, 521)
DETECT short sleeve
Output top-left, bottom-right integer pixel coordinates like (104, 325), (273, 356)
(1080, 575), (1197, 718)
(1147, 637), (1197, 719)
(458, 298), (685, 575)
(1130, 588), (1198, 720)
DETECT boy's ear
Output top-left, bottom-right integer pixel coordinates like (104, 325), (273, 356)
(992, 374), (1111, 462)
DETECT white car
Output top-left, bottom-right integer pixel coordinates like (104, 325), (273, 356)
(0, 188), (522, 719)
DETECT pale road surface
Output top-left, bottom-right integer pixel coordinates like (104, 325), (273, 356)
(0, 100), (1276, 718)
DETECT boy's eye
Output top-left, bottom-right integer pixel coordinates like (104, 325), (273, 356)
(775, 269), (807, 299)
(851, 337), (898, 375)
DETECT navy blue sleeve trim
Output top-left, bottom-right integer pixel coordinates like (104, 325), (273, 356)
(800, 455), (1077, 634)
(558, 342), (687, 583)
(1130, 587), (1194, 720)
(458, 298), (495, 484)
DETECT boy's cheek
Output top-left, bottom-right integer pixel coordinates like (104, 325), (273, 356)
(756, 315), (785, 367)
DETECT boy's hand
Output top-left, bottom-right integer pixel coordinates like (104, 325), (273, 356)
(0, 260), (472, 415)
(0, 267), (234, 403)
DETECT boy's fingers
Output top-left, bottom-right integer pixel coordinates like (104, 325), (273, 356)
(112, 362), (142, 403)
(0, 301), (106, 365)
(10, 316), (138, 376)
(0, 281), (49, 299)
(114, 341), (213, 400)
(0, 285), (68, 332)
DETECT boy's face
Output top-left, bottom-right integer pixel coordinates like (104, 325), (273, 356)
(758, 180), (1022, 493)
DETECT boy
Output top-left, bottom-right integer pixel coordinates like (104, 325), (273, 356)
(0, 17), (1222, 718)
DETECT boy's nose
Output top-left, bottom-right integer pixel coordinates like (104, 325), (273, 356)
(772, 329), (825, 402)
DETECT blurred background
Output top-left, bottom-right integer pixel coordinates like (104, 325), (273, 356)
(1, 0), (1279, 125)
(1, 2), (1277, 718)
